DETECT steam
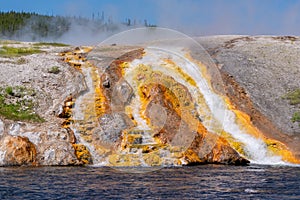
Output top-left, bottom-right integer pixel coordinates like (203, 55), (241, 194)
(56, 19), (134, 45)
(9, 15), (144, 45)
(4, 0), (300, 45)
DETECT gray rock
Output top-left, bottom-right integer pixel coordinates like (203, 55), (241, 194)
(111, 79), (133, 111)
(37, 141), (78, 166)
(95, 113), (134, 146)
(0, 119), (4, 136)
(9, 123), (21, 136)
(115, 79), (133, 103)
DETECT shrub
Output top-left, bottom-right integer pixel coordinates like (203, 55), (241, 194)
(292, 112), (300, 123)
(5, 86), (13, 95)
(48, 66), (60, 74)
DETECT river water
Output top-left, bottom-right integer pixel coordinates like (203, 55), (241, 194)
(0, 164), (299, 199)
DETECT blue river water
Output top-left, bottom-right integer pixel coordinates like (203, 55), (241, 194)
(0, 164), (299, 199)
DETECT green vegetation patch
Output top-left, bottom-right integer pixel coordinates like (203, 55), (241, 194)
(292, 112), (300, 123)
(0, 46), (43, 57)
(0, 40), (21, 45)
(33, 42), (70, 47)
(284, 89), (300, 126)
(5, 86), (13, 96)
(284, 89), (300, 105)
(48, 66), (60, 74)
(0, 86), (45, 122)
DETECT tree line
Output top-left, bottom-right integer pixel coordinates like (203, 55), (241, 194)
(0, 11), (71, 40)
(0, 11), (157, 41)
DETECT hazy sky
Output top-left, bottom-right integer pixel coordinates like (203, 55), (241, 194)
(1, 0), (300, 36)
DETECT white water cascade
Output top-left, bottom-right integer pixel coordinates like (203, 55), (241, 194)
(127, 47), (286, 165)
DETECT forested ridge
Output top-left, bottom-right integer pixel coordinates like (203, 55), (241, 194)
(0, 11), (70, 39)
(0, 11), (156, 41)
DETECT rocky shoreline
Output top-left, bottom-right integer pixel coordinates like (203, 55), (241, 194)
(0, 36), (299, 166)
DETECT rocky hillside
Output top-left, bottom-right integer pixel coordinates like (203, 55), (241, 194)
(196, 36), (300, 158)
(0, 36), (299, 167)
(0, 41), (85, 166)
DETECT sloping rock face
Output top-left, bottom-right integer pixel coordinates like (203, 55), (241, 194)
(196, 36), (300, 159)
(140, 83), (249, 165)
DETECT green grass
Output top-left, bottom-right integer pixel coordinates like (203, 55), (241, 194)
(283, 89), (300, 105)
(283, 89), (300, 126)
(5, 86), (36, 97)
(0, 45), (43, 57)
(292, 112), (300, 123)
(0, 97), (44, 122)
(33, 42), (69, 47)
(0, 86), (44, 122)
(0, 40), (21, 45)
(5, 86), (13, 95)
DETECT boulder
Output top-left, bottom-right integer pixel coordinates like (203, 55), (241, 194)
(111, 79), (133, 111)
(37, 141), (79, 166)
(72, 143), (92, 164)
(186, 134), (249, 165)
(95, 113), (134, 147)
(0, 135), (36, 166)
